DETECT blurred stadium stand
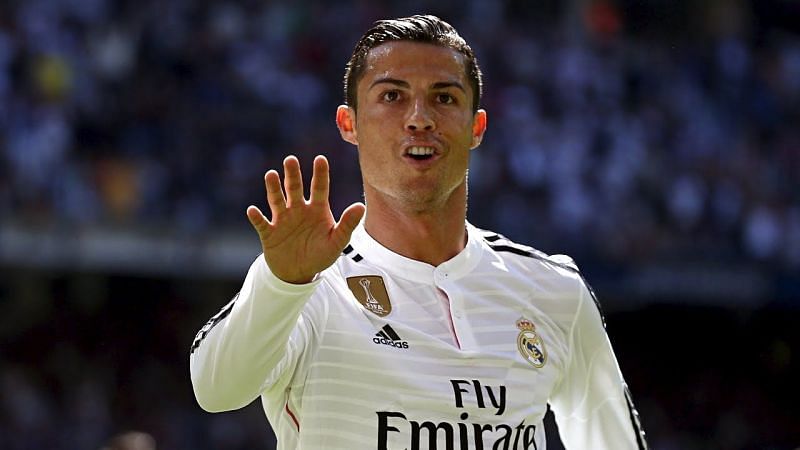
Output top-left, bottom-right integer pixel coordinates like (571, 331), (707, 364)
(1, 0), (798, 449)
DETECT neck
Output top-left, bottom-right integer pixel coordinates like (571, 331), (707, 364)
(363, 184), (468, 267)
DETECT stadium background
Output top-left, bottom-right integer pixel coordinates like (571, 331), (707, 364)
(0, 0), (798, 448)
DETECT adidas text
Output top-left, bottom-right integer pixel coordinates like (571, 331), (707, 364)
(373, 337), (409, 349)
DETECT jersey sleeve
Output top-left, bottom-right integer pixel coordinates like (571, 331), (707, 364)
(189, 255), (323, 412)
(548, 280), (648, 450)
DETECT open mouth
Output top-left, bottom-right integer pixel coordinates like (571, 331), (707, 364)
(406, 146), (436, 161)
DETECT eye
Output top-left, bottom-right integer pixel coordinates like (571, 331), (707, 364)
(436, 93), (455, 104)
(382, 90), (400, 102)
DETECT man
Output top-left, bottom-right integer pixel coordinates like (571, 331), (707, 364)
(190, 15), (647, 449)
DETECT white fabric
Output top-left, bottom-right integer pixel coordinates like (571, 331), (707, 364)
(190, 222), (644, 449)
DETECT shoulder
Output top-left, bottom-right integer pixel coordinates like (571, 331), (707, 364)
(474, 227), (580, 275)
(474, 227), (606, 324)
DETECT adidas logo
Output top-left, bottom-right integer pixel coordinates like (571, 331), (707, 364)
(373, 324), (409, 349)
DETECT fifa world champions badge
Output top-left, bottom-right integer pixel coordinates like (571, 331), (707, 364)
(516, 318), (547, 368)
(346, 276), (392, 317)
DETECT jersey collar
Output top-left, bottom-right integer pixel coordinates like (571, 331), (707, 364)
(348, 220), (485, 283)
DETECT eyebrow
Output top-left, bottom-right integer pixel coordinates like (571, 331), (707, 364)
(369, 78), (409, 90)
(368, 78), (466, 93)
(431, 81), (466, 93)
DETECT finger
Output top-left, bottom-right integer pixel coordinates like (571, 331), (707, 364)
(283, 155), (304, 207)
(246, 205), (271, 237)
(332, 202), (366, 245)
(264, 170), (286, 218)
(309, 155), (329, 204)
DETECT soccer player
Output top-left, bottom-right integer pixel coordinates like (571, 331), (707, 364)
(190, 15), (648, 450)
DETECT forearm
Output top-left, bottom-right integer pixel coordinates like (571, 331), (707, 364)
(189, 256), (319, 412)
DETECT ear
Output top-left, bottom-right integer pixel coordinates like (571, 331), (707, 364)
(336, 105), (358, 146)
(470, 109), (487, 149)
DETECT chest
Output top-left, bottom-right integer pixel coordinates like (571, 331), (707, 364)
(309, 273), (572, 421)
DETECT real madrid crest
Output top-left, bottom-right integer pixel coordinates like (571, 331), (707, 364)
(516, 318), (547, 368)
(346, 276), (392, 317)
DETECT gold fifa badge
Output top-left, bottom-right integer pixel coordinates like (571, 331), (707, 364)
(347, 276), (392, 317)
(516, 318), (547, 368)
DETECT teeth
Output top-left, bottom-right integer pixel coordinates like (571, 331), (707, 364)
(407, 146), (435, 156)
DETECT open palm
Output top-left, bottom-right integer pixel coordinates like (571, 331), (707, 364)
(247, 155), (365, 284)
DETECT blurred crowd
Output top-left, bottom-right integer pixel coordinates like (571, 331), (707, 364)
(1, 0), (798, 269)
(0, 274), (278, 450)
(1, 273), (797, 450)
(1, 0), (799, 449)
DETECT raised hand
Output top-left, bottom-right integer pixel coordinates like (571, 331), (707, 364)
(246, 155), (366, 284)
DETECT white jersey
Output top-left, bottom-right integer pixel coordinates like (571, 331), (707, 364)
(190, 222), (647, 450)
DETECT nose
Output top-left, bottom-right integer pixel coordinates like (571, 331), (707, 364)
(405, 99), (435, 132)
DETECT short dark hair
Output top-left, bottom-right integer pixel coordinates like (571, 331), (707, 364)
(343, 15), (483, 114)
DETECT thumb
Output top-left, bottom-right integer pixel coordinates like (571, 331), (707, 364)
(333, 202), (366, 242)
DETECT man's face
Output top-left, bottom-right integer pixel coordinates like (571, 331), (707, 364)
(337, 41), (487, 213)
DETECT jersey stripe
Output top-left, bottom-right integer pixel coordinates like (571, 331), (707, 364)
(342, 244), (364, 262)
(574, 272), (607, 328)
(190, 292), (238, 353)
(625, 384), (649, 450)
(488, 244), (536, 258)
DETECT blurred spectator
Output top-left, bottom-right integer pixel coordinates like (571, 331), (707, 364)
(101, 431), (156, 450)
(0, 0), (796, 270)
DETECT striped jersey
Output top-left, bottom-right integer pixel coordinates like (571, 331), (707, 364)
(190, 222), (647, 449)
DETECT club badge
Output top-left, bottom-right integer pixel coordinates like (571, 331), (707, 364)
(347, 276), (392, 317)
(516, 318), (547, 368)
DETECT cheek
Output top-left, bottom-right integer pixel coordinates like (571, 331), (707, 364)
(441, 116), (478, 145)
(357, 112), (391, 141)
